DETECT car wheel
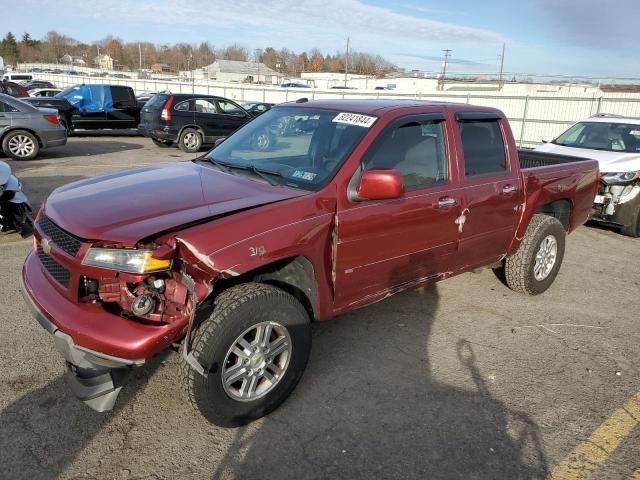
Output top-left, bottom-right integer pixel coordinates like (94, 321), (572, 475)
(151, 138), (173, 148)
(180, 283), (311, 427)
(620, 196), (640, 238)
(253, 130), (274, 151)
(178, 128), (202, 153)
(2, 130), (40, 160)
(504, 214), (566, 295)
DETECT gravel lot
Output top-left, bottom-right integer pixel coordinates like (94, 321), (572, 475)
(1, 134), (638, 480)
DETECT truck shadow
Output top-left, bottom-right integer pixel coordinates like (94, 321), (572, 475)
(0, 354), (167, 480)
(212, 260), (549, 479)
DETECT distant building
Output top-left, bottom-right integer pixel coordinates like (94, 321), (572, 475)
(151, 63), (171, 73)
(59, 54), (86, 66)
(203, 60), (284, 84)
(94, 54), (113, 70)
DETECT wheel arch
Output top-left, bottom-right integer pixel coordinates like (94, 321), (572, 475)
(535, 198), (572, 231)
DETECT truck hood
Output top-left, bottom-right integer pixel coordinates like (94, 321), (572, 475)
(535, 143), (640, 173)
(44, 161), (309, 245)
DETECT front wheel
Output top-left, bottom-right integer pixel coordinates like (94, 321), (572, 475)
(180, 283), (311, 427)
(178, 128), (202, 153)
(504, 214), (566, 295)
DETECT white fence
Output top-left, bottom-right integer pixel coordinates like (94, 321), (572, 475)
(33, 73), (640, 148)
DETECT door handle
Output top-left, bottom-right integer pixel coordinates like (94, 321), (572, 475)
(502, 185), (517, 194)
(436, 197), (457, 208)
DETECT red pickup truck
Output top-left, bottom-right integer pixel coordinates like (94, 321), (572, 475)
(21, 100), (599, 426)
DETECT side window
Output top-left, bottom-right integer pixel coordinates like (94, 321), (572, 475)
(216, 99), (245, 116)
(111, 87), (133, 106)
(174, 100), (191, 112)
(194, 98), (217, 114)
(0, 101), (18, 113)
(363, 119), (448, 189)
(459, 120), (507, 177)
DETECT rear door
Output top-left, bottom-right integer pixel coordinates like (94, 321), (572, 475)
(106, 86), (139, 128)
(335, 113), (461, 307)
(454, 113), (523, 269)
(0, 100), (16, 134)
(215, 99), (250, 137)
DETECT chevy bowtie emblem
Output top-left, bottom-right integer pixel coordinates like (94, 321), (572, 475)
(41, 238), (52, 255)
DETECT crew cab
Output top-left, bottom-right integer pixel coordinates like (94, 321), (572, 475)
(23, 84), (140, 133)
(537, 114), (640, 237)
(21, 100), (599, 426)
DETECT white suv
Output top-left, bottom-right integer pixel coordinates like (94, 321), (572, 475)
(536, 114), (640, 237)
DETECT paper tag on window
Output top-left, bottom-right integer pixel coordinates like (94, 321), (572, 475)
(333, 112), (377, 128)
(629, 130), (640, 136)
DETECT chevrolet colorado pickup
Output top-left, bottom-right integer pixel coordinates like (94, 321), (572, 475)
(21, 100), (599, 427)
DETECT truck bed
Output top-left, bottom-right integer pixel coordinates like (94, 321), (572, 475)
(517, 149), (592, 169)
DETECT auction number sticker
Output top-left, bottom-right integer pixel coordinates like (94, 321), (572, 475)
(333, 112), (377, 128)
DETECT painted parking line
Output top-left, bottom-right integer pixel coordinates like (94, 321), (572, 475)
(547, 392), (640, 480)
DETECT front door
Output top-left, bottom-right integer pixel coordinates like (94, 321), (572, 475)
(215, 99), (250, 137)
(455, 114), (523, 269)
(335, 114), (461, 309)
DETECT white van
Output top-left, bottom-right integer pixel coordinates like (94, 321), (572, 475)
(2, 73), (33, 82)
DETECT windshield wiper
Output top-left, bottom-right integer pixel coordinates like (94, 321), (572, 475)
(200, 156), (234, 174)
(227, 164), (283, 186)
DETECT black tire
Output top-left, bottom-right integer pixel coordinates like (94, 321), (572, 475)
(620, 195), (640, 238)
(252, 130), (275, 151)
(151, 138), (173, 148)
(180, 283), (311, 427)
(2, 130), (40, 160)
(178, 128), (202, 153)
(504, 214), (566, 295)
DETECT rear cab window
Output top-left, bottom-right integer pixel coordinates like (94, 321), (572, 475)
(111, 86), (135, 107)
(457, 114), (508, 177)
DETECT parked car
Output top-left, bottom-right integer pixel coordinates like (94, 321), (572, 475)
(0, 93), (66, 160)
(22, 80), (56, 90)
(2, 73), (33, 82)
(22, 99), (599, 425)
(536, 114), (640, 237)
(138, 93), (256, 152)
(280, 82), (310, 88)
(29, 88), (63, 98)
(23, 84), (141, 133)
(0, 80), (29, 98)
(241, 102), (274, 116)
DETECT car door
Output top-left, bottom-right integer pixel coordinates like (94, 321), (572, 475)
(193, 98), (224, 142)
(215, 99), (250, 137)
(334, 114), (461, 307)
(106, 86), (139, 128)
(0, 100), (16, 134)
(454, 112), (523, 269)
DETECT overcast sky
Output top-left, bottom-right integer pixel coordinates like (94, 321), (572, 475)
(4, 0), (640, 78)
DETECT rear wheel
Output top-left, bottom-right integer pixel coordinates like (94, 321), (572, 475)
(178, 128), (202, 153)
(151, 138), (173, 148)
(2, 130), (39, 160)
(180, 283), (311, 427)
(504, 214), (566, 295)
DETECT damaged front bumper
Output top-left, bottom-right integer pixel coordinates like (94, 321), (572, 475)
(21, 273), (141, 411)
(592, 182), (640, 226)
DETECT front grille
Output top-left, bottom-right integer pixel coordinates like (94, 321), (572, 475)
(37, 246), (71, 288)
(38, 215), (83, 257)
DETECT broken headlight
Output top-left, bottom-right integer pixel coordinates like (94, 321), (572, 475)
(82, 248), (171, 274)
(601, 171), (639, 184)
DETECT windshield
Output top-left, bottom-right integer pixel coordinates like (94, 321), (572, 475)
(554, 121), (640, 153)
(204, 107), (374, 191)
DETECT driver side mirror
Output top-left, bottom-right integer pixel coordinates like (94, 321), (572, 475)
(355, 170), (404, 201)
(213, 137), (227, 148)
(541, 136), (554, 144)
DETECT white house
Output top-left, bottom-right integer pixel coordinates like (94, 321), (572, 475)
(94, 54), (114, 70)
(202, 60), (284, 84)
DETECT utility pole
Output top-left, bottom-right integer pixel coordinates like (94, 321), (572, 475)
(138, 42), (142, 71)
(439, 49), (452, 91)
(344, 37), (350, 87)
(498, 42), (506, 90)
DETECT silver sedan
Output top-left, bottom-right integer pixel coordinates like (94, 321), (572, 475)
(0, 93), (67, 160)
